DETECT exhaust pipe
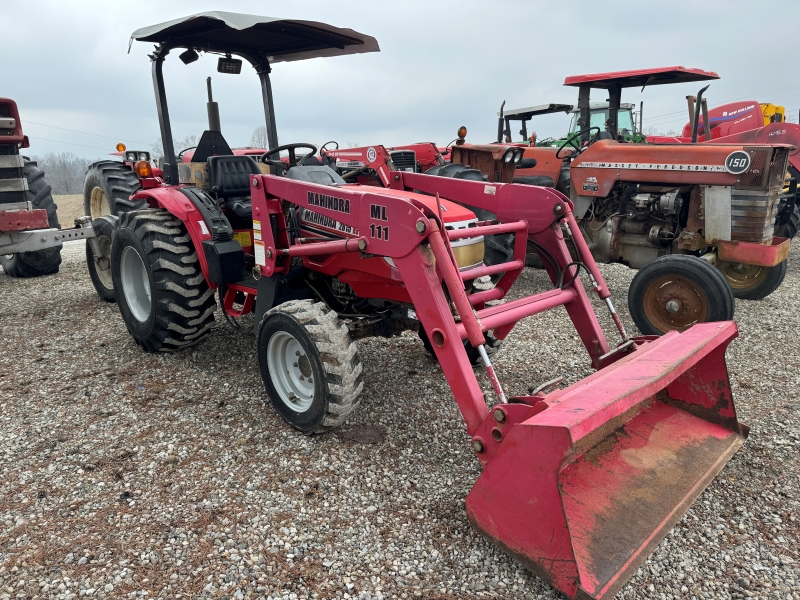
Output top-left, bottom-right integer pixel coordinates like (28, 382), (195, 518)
(496, 100), (506, 143)
(207, 77), (221, 132)
(701, 97), (711, 141)
(691, 85), (710, 143)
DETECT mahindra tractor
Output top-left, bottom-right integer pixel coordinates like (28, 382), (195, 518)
(0, 97), (101, 277)
(100, 13), (752, 599)
(459, 67), (793, 335)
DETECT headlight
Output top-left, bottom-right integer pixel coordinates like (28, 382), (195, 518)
(138, 152), (149, 161)
(503, 150), (515, 163)
(126, 152), (136, 161)
(514, 150), (524, 163)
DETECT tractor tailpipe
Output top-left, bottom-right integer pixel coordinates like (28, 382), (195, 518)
(207, 77), (221, 132)
(691, 85), (710, 143)
(466, 321), (748, 599)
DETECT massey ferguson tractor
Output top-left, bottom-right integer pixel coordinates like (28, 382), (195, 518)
(462, 67), (793, 335)
(101, 13), (750, 599)
(0, 97), (99, 277)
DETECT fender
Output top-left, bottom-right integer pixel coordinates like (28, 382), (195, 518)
(131, 187), (216, 287)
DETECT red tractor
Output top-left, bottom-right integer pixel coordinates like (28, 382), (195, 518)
(460, 67), (793, 334)
(649, 96), (800, 239)
(0, 97), (101, 277)
(104, 13), (750, 599)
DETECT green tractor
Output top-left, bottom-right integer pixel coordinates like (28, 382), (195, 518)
(497, 101), (647, 147)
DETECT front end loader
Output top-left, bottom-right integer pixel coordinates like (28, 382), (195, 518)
(106, 13), (749, 599)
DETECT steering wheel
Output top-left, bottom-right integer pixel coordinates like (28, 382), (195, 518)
(177, 146), (197, 160)
(555, 127), (601, 160)
(320, 141), (339, 155)
(260, 143), (318, 170)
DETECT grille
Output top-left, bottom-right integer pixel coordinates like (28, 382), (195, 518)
(737, 150), (768, 189)
(390, 150), (417, 173)
(730, 189), (780, 243)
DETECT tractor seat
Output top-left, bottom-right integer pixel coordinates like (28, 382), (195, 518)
(208, 155), (262, 198)
(286, 165), (346, 186)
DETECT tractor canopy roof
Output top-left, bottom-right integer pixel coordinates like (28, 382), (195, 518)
(499, 103), (574, 120)
(128, 11), (379, 63)
(564, 66), (719, 89)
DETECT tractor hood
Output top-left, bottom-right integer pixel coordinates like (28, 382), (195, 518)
(128, 11), (380, 63)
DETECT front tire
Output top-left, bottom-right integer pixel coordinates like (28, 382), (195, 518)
(628, 255), (735, 335)
(258, 300), (363, 434)
(111, 209), (216, 351)
(86, 215), (119, 302)
(0, 159), (61, 277)
(716, 259), (787, 300)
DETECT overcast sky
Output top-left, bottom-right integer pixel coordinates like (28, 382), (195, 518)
(4, 0), (800, 160)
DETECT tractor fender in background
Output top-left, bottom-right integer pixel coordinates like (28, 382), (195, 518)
(129, 188), (216, 287)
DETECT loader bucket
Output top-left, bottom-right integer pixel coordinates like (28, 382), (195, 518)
(466, 321), (747, 600)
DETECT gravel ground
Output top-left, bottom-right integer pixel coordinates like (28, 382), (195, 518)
(0, 241), (798, 600)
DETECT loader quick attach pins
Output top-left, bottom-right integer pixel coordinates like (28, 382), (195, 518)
(113, 15), (750, 599)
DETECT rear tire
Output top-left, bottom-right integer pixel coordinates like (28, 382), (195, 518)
(716, 259), (787, 300)
(86, 215), (119, 302)
(83, 161), (145, 219)
(258, 300), (363, 434)
(111, 209), (216, 351)
(0, 159), (61, 277)
(628, 255), (734, 336)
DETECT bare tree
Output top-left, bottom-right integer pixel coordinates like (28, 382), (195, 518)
(250, 126), (268, 149)
(30, 152), (91, 195)
(151, 135), (199, 163)
(644, 126), (678, 137)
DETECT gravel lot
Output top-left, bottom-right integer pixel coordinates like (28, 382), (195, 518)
(1, 241), (798, 600)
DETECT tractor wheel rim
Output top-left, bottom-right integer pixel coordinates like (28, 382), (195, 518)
(90, 187), (111, 219)
(94, 236), (113, 291)
(120, 246), (151, 322)
(642, 275), (708, 333)
(717, 261), (766, 290)
(267, 331), (315, 412)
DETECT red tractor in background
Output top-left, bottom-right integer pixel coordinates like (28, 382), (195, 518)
(94, 12), (751, 600)
(648, 97), (800, 239)
(461, 67), (793, 335)
(0, 97), (100, 278)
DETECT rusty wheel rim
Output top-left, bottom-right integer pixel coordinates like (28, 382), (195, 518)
(717, 261), (767, 291)
(642, 275), (709, 333)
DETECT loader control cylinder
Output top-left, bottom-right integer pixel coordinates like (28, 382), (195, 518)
(478, 345), (507, 403)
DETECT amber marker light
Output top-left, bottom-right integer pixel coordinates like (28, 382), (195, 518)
(135, 160), (153, 178)
(116, 143), (126, 152)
